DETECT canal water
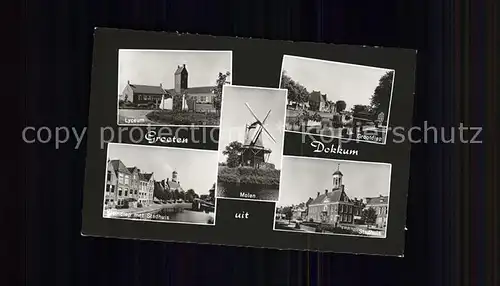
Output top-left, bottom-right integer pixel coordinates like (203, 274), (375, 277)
(217, 182), (279, 201)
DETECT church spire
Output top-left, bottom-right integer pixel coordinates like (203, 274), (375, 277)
(332, 163), (343, 189)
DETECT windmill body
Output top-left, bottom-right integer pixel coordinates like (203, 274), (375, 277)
(241, 103), (276, 169)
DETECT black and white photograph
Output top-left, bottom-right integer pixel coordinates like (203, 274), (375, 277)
(216, 85), (287, 202)
(280, 55), (395, 144)
(117, 49), (232, 126)
(274, 156), (391, 238)
(102, 143), (217, 225)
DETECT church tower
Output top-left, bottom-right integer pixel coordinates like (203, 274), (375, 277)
(174, 64), (188, 93)
(172, 170), (178, 182)
(332, 164), (343, 190)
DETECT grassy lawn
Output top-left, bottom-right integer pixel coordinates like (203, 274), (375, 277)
(146, 110), (220, 125)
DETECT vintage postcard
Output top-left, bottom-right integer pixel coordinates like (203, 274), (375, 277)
(216, 85), (287, 202)
(82, 28), (415, 256)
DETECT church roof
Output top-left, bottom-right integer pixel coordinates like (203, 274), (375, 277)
(175, 65), (187, 75)
(128, 84), (166, 95)
(165, 86), (215, 95)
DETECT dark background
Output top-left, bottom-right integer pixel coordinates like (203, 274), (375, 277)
(21, 0), (498, 285)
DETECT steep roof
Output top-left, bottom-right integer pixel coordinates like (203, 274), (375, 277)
(127, 167), (139, 174)
(175, 65), (187, 75)
(166, 180), (182, 190)
(366, 196), (389, 206)
(309, 91), (327, 103)
(138, 172), (153, 181)
(309, 189), (347, 206)
(109, 159), (131, 175)
(129, 84), (166, 95)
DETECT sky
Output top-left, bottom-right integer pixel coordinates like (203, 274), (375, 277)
(218, 86), (287, 168)
(281, 55), (394, 110)
(277, 157), (392, 207)
(118, 50), (232, 94)
(107, 143), (217, 195)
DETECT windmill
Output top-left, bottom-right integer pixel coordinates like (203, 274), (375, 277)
(240, 102), (276, 168)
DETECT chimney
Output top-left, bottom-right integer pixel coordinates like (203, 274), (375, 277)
(317, 192), (320, 197)
(183, 64), (186, 68)
(127, 80), (130, 85)
(325, 189), (328, 195)
(160, 83), (162, 88)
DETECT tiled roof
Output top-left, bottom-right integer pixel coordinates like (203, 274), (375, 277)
(109, 159), (131, 175)
(129, 84), (166, 95)
(127, 167), (139, 174)
(166, 86), (215, 95)
(142, 173), (153, 181)
(167, 180), (182, 190)
(366, 196), (389, 206)
(309, 189), (346, 205)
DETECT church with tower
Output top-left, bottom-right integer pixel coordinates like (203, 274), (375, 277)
(120, 64), (217, 109)
(307, 164), (364, 225)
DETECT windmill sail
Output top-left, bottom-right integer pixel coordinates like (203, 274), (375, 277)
(244, 103), (276, 148)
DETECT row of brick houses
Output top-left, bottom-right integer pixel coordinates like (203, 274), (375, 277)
(306, 165), (389, 228)
(104, 159), (155, 208)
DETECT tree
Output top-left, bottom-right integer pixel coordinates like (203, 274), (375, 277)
(173, 189), (180, 200)
(222, 141), (243, 167)
(351, 104), (372, 115)
(282, 206), (293, 223)
(362, 207), (377, 225)
(335, 100), (347, 113)
(281, 71), (309, 106)
(370, 71), (394, 117)
(185, 189), (197, 202)
(212, 71), (231, 114)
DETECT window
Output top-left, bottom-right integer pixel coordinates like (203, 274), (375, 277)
(106, 185), (110, 192)
(135, 190), (138, 195)
(107, 171), (111, 181)
(119, 173), (124, 184)
(105, 199), (109, 204)
(124, 175), (129, 185)
(118, 189), (122, 196)
(125, 190), (128, 196)
(200, 96), (207, 102)
(111, 186), (115, 193)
